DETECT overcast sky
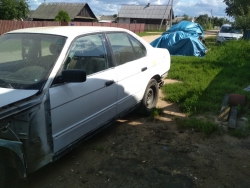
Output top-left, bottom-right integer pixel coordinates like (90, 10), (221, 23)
(28, 0), (228, 18)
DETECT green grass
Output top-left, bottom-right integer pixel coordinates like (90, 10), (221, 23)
(229, 123), (250, 138)
(162, 40), (250, 115)
(205, 36), (216, 43)
(136, 31), (163, 37)
(204, 36), (216, 48)
(176, 117), (219, 135)
(150, 107), (163, 119)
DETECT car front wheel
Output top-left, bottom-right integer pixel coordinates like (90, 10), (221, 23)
(137, 79), (159, 115)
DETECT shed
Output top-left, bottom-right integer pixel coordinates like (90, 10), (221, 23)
(97, 15), (116, 23)
(31, 3), (97, 22)
(117, 3), (174, 24)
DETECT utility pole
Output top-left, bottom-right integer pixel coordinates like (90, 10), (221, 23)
(210, 9), (212, 23)
(170, 0), (173, 27)
(159, 0), (171, 30)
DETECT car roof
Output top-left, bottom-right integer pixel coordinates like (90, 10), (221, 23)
(7, 26), (129, 37)
(221, 24), (232, 27)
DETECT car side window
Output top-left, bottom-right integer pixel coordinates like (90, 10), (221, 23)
(64, 34), (109, 75)
(107, 33), (136, 66)
(128, 35), (147, 59)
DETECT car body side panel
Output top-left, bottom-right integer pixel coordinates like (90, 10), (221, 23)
(49, 68), (117, 153)
(115, 57), (150, 115)
(0, 89), (38, 108)
(115, 47), (170, 115)
(148, 48), (171, 74)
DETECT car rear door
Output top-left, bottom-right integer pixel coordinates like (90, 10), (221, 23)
(49, 33), (117, 153)
(106, 32), (149, 115)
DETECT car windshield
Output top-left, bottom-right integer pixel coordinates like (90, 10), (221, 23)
(220, 26), (242, 34)
(0, 33), (66, 90)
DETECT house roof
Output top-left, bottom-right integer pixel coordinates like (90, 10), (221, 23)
(118, 4), (173, 19)
(27, 10), (35, 18)
(31, 3), (96, 20)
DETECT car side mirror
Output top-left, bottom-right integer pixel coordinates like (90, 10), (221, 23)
(61, 69), (86, 83)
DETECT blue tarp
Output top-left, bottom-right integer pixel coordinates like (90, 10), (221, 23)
(166, 20), (204, 37)
(150, 21), (207, 57)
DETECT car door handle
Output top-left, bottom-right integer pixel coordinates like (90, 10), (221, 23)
(141, 67), (147, 72)
(105, 80), (114, 86)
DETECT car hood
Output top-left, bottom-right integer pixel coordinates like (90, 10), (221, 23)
(218, 32), (243, 38)
(0, 88), (38, 108)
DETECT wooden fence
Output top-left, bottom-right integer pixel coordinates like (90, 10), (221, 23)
(0, 20), (145, 35)
(145, 24), (168, 31)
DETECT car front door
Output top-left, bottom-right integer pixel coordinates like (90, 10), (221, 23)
(49, 33), (117, 153)
(106, 32), (148, 115)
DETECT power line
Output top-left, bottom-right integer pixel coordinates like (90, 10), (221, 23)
(159, 0), (171, 30)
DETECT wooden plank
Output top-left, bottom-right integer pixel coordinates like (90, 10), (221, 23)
(228, 106), (237, 128)
(221, 94), (229, 106)
(218, 106), (230, 121)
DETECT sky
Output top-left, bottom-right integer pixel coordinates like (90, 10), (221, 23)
(28, 0), (228, 18)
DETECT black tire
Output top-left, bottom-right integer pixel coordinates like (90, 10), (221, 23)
(137, 79), (159, 115)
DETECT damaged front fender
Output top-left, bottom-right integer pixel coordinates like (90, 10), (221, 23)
(0, 139), (26, 179)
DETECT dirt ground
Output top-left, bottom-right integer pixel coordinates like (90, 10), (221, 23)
(18, 36), (250, 188)
(142, 35), (161, 43)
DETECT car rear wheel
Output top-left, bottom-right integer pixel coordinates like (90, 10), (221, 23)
(137, 79), (159, 115)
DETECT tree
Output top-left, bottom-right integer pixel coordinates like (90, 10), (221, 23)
(195, 14), (213, 30)
(224, 0), (250, 17)
(16, 0), (29, 20)
(212, 17), (230, 27)
(195, 14), (230, 29)
(182, 14), (191, 21)
(55, 10), (71, 22)
(233, 7), (250, 34)
(195, 14), (209, 24)
(0, 0), (29, 20)
(224, 0), (250, 34)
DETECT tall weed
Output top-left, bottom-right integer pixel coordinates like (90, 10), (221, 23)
(163, 40), (250, 114)
(176, 117), (219, 135)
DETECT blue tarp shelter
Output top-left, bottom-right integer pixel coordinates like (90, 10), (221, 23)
(150, 21), (207, 57)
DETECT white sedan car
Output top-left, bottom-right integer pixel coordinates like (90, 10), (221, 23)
(216, 24), (243, 43)
(0, 26), (170, 186)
